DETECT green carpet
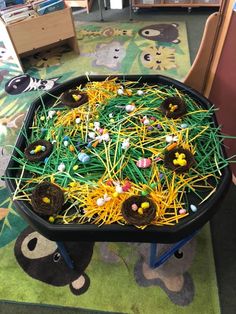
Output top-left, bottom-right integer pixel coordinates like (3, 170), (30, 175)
(0, 218), (220, 313)
(0, 20), (220, 314)
(24, 21), (191, 79)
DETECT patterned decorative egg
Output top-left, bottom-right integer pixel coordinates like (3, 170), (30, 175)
(136, 158), (152, 168)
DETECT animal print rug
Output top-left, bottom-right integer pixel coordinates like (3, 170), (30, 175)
(0, 21), (221, 314)
(24, 21), (191, 79)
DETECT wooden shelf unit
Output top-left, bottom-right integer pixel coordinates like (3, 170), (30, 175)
(0, 7), (79, 72)
(64, 0), (94, 13)
(132, 0), (221, 9)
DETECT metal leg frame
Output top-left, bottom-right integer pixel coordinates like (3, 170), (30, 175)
(98, 0), (104, 21)
(57, 241), (74, 269)
(149, 231), (198, 269)
(129, 0), (133, 20)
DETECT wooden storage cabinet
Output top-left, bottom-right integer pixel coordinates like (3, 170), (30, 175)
(132, 0), (221, 9)
(0, 7), (79, 72)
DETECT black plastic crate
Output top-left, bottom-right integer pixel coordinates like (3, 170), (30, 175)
(4, 75), (231, 243)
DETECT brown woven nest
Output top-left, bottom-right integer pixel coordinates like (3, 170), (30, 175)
(25, 140), (53, 162)
(164, 147), (195, 173)
(61, 90), (88, 108)
(31, 182), (64, 216)
(160, 96), (187, 119)
(121, 195), (156, 226)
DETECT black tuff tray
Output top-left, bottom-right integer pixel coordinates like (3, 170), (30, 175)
(4, 75), (231, 243)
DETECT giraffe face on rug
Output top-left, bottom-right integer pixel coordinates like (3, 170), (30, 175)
(14, 226), (94, 295)
(140, 46), (176, 71)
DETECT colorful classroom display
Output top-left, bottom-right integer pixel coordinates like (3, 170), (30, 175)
(9, 78), (228, 228)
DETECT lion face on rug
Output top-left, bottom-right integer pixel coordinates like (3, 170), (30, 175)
(140, 46), (176, 71)
(14, 226), (94, 295)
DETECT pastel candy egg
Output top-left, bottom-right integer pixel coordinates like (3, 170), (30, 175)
(58, 162), (65, 172)
(141, 190), (149, 196)
(137, 90), (144, 96)
(69, 145), (75, 152)
(141, 202), (150, 209)
(78, 153), (90, 163)
(190, 204), (197, 212)
(136, 158), (152, 168)
(113, 192), (119, 198)
(115, 185), (123, 194)
(166, 135), (173, 143)
(179, 208), (187, 215)
(48, 216), (55, 223)
(96, 198), (105, 206)
(150, 182), (157, 189)
(94, 122), (100, 130)
(180, 123), (188, 129)
(75, 118), (81, 124)
(88, 132), (96, 139)
(143, 118), (150, 126)
(41, 128), (47, 134)
(138, 207), (143, 215)
(125, 104), (135, 112)
(64, 140), (69, 147)
(73, 165), (79, 171)
(117, 88), (124, 95)
(48, 110), (56, 119)
(131, 203), (138, 211)
(109, 113), (113, 118)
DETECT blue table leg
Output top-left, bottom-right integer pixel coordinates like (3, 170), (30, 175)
(57, 241), (74, 270)
(149, 231), (198, 269)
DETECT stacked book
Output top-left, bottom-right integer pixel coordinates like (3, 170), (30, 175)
(0, 0), (65, 24)
(0, 3), (36, 24)
(33, 0), (65, 16)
